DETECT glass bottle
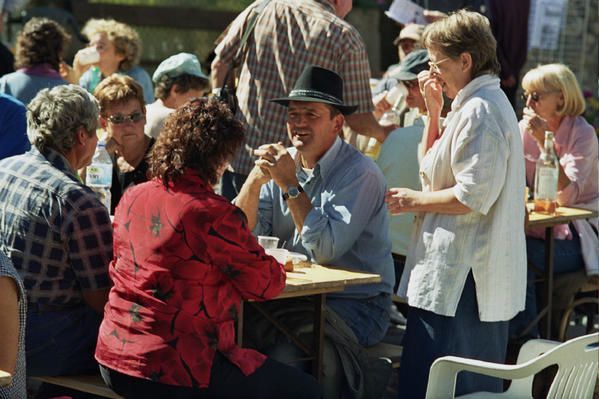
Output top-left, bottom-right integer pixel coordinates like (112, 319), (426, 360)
(533, 131), (559, 214)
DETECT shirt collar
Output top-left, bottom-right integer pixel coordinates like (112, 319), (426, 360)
(292, 136), (342, 182)
(31, 146), (81, 183)
(444, 74), (500, 127)
(18, 63), (62, 79)
(169, 168), (214, 192)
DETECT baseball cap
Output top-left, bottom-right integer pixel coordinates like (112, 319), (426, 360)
(152, 53), (208, 83)
(391, 49), (429, 81)
(393, 23), (425, 46)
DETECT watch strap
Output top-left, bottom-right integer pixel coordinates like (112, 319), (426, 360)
(282, 185), (304, 201)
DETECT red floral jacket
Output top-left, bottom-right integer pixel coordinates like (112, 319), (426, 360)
(95, 170), (286, 388)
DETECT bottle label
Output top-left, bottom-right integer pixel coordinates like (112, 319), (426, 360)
(87, 163), (112, 187)
(535, 167), (558, 200)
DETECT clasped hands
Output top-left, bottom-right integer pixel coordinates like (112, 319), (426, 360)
(250, 142), (299, 188)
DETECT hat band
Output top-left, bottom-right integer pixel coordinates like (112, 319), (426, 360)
(289, 89), (343, 105)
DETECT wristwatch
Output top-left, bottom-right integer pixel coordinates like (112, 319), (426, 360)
(282, 185), (304, 201)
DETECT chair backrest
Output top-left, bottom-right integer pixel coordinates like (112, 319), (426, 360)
(510, 333), (599, 398)
(545, 333), (598, 399)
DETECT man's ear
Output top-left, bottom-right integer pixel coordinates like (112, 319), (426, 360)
(75, 126), (89, 146)
(333, 114), (345, 133)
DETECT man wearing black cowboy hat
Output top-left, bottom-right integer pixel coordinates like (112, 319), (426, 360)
(237, 65), (394, 350)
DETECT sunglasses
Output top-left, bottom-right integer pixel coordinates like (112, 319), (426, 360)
(403, 80), (419, 89)
(521, 90), (560, 103)
(106, 111), (144, 124)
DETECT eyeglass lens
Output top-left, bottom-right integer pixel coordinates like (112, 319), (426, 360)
(108, 112), (144, 124)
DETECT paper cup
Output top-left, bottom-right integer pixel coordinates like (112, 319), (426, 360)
(265, 248), (288, 265)
(258, 236), (279, 250)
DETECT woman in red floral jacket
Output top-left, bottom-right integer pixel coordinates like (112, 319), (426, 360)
(95, 98), (322, 399)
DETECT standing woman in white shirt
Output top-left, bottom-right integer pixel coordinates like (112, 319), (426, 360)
(386, 10), (527, 398)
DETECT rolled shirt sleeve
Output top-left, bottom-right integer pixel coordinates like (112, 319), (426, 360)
(450, 105), (509, 215)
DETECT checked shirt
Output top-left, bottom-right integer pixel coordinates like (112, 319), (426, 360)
(0, 147), (112, 308)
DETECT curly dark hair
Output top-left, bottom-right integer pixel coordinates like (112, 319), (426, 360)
(15, 17), (71, 71)
(149, 97), (244, 187)
(154, 74), (210, 100)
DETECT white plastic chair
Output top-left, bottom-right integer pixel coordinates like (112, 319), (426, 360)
(425, 332), (599, 399)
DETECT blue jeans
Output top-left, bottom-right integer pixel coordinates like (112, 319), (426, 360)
(510, 230), (584, 338)
(327, 293), (391, 347)
(26, 304), (102, 376)
(398, 273), (508, 399)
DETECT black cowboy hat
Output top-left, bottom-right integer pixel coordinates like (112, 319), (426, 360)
(270, 65), (358, 115)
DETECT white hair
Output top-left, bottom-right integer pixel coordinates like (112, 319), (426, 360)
(27, 85), (99, 153)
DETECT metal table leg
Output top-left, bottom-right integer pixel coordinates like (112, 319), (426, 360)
(312, 294), (325, 381)
(542, 227), (555, 339)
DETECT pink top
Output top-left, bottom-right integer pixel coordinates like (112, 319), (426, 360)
(520, 115), (599, 240)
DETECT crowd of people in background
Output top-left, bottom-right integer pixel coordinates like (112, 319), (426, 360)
(0, 1), (597, 399)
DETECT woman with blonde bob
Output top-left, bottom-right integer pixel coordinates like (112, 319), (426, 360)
(513, 63), (598, 338)
(386, 10), (527, 397)
(71, 18), (154, 103)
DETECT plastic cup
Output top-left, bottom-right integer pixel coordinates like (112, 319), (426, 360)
(78, 47), (100, 65)
(258, 236), (279, 250)
(265, 248), (288, 265)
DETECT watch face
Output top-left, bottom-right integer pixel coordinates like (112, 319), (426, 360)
(288, 187), (300, 198)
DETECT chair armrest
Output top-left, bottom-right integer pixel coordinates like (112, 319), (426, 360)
(425, 348), (561, 399)
(0, 370), (13, 387)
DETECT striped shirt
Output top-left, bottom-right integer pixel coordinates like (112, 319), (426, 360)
(215, 0), (374, 175)
(0, 252), (26, 399)
(0, 147), (112, 307)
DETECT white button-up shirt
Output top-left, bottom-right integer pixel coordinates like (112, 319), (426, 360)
(398, 75), (527, 322)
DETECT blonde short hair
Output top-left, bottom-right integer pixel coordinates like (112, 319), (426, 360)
(423, 9), (500, 78)
(82, 18), (141, 71)
(521, 64), (585, 117)
(94, 75), (145, 115)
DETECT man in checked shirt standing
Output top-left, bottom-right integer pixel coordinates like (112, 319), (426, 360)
(0, 85), (113, 379)
(212, 0), (395, 200)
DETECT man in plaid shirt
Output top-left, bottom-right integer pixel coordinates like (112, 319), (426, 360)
(212, 0), (395, 199)
(0, 85), (113, 378)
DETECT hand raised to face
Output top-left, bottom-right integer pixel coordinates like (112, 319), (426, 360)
(418, 70), (444, 118)
(253, 143), (299, 189)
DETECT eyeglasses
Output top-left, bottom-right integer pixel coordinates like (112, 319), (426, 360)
(428, 57), (450, 73)
(521, 90), (561, 103)
(106, 111), (144, 124)
(402, 80), (419, 89)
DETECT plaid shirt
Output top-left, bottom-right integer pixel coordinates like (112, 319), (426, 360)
(215, 0), (374, 175)
(0, 147), (112, 307)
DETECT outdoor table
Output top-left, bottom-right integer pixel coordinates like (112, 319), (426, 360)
(237, 263), (381, 380)
(526, 203), (598, 339)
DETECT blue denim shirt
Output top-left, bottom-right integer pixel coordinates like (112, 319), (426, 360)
(255, 137), (394, 298)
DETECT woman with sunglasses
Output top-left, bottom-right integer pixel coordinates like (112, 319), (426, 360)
(94, 74), (154, 214)
(512, 63), (598, 338)
(386, 10), (527, 398)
